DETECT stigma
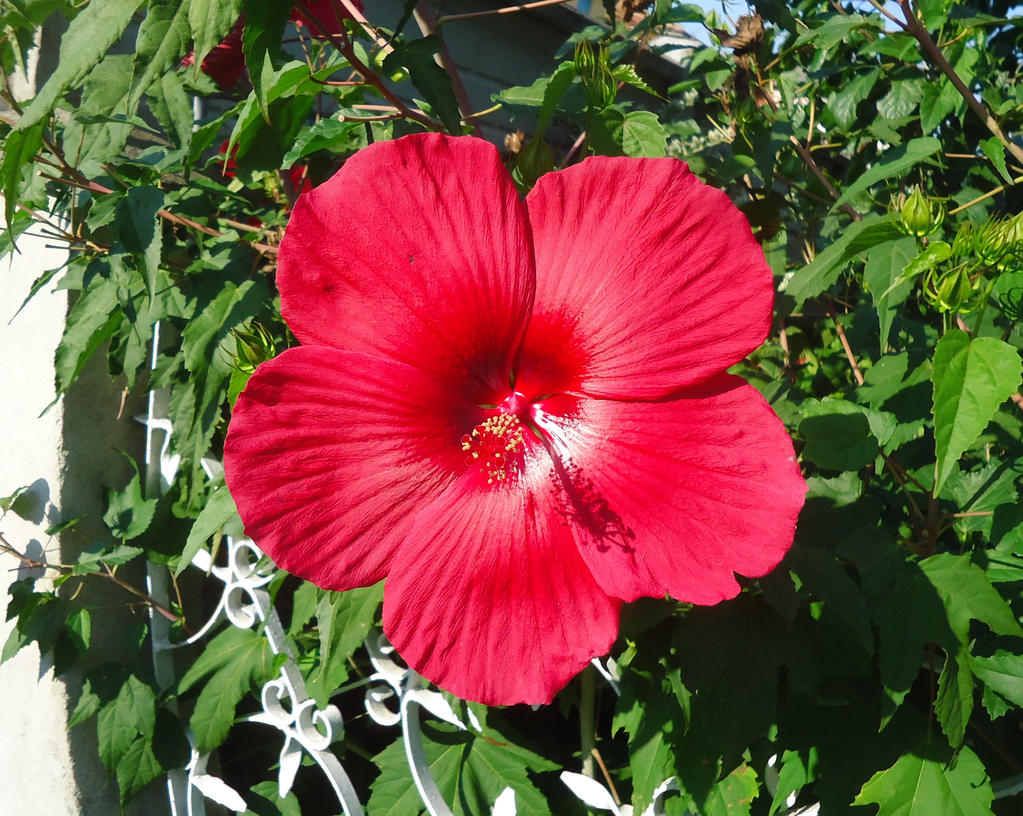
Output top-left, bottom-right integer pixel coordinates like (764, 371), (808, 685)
(461, 413), (525, 484)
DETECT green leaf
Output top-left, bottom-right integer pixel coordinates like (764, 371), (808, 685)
(368, 719), (555, 816)
(620, 110), (668, 157)
(177, 483), (241, 576)
(281, 117), (361, 168)
(16, 0), (144, 130)
(863, 236), (918, 353)
(2, 121), (43, 233)
(919, 79), (959, 133)
(799, 399), (893, 471)
(935, 646), (974, 747)
(970, 649), (1023, 708)
(854, 741), (995, 816)
(980, 136), (1012, 184)
(794, 14), (878, 52)
(97, 675), (156, 773)
(782, 215), (903, 306)
(54, 265), (122, 393)
(68, 679), (102, 728)
(72, 543), (144, 575)
(920, 553), (1023, 643)
(65, 607), (91, 651)
(102, 457), (157, 541)
(182, 627), (281, 752)
(931, 330), (1021, 492)
(874, 563), (953, 693)
(115, 737), (163, 803)
(827, 68), (880, 130)
(590, 108), (668, 158)
(834, 137), (943, 210)
(788, 547), (874, 655)
(115, 187), (165, 294)
(612, 64), (661, 99)
(308, 584), (383, 706)
(130, 0), (192, 108)
(242, 0), (292, 124)
(188, 0), (244, 78)
(703, 764), (758, 816)
(383, 37), (462, 135)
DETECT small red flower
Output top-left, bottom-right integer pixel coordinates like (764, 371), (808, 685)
(224, 134), (806, 705)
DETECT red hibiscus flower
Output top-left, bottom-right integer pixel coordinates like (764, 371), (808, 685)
(290, 0), (363, 40)
(223, 134), (806, 706)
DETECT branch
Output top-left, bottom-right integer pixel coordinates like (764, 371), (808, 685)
(0, 532), (183, 626)
(898, 0), (1023, 170)
(413, 1), (482, 137)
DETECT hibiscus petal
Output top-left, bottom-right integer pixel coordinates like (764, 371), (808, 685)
(383, 477), (621, 706)
(542, 375), (805, 605)
(224, 346), (474, 589)
(277, 134), (534, 399)
(524, 156), (774, 399)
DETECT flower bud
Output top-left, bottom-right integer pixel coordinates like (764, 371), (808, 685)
(974, 217), (1011, 264)
(575, 41), (617, 109)
(896, 186), (944, 237)
(924, 265), (976, 313)
(232, 322), (276, 373)
(513, 135), (555, 191)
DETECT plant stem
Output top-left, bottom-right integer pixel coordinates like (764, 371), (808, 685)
(897, 0), (1023, 169)
(579, 664), (596, 778)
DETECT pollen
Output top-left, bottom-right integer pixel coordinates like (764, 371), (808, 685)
(461, 414), (526, 484)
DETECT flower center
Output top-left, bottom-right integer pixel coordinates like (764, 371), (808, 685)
(461, 413), (526, 484)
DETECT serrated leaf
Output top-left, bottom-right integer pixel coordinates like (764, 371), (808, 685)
(115, 736), (163, 803)
(383, 37), (462, 135)
(184, 627), (281, 752)
(65, 607), (91, 651)
(863, 236), (917, 352)
(16, 0), (144, 130)
(281, 116), (360, 168)
(368, 719), (555, 816)
(68, 679), (102, 728)
(308, 583), (382, 705)
(97, 675), (155, 774)
(932, 330), (1021, 492)
(103, 459), (157, 541)
(177, 483), (241, 576)
(980, 136), (1012, 184)
(794, 14), (877, 51)
(242, 0), (292, 123)
(130, 0), (191, 108)
(788, 547), (874, 655)
(115, 186), (165, 294)
(935, 646), (974, 747)
(834, 137), (942, 210)
(970, 649), (1023, 708)
(54, 272), (122, 392)
(799, 399), (894, 471)
(854, 741), (995, 816)
(537, 60), (577, 135)
(189, 0), (244, 78)
(874, 563), (953, 694)
(703, 763), (758, 816)
(920, 553), (1023, 643)
(2, 121), (43, 233)
(783, 215), (903, 306)
(612, 64), (661, 98)
(828, 67), (880, 130)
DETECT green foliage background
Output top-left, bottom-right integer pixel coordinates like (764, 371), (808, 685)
(3, 0), (1023, 813)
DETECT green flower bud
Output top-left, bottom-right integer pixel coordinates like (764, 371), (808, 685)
(974, 217), (1011, 264)
(575, 41), (616, 109)
(924, 265), (976, 313)
(232, 322), (276, 373)
(951, 221), (975, 258)
(513, 135), (555, 191)
(896, 186), (944, 237)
